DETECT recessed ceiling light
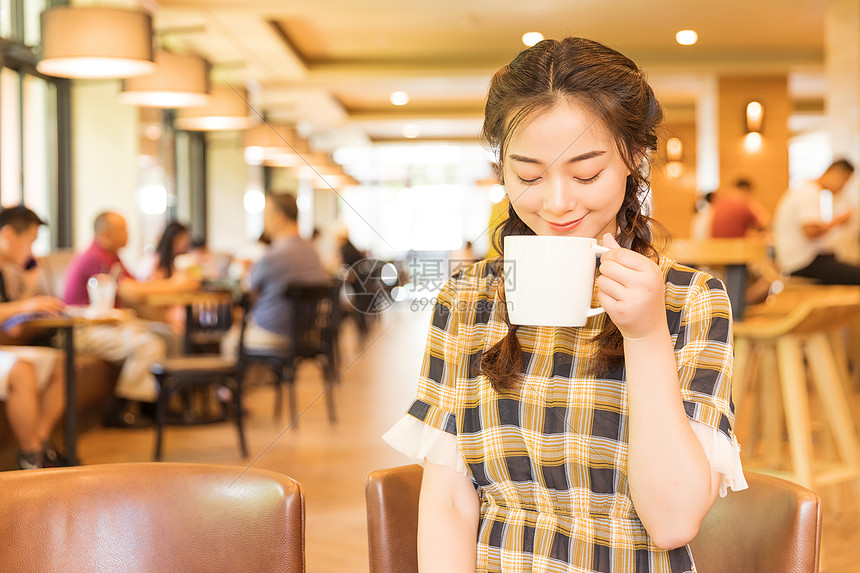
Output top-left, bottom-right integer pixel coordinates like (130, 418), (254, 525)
(390, 91), (410, 106)
(522, 32), (544, 47)
(676, 30), (698, 46)
(403, 124), (420, 139)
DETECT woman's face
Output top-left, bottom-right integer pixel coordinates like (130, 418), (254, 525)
(173, 231), (190, 255)
(504, 101), (631, 239)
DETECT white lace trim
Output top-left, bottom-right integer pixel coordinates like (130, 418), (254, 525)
(688, 419), (749, 497)
(382, 414), (468, 476)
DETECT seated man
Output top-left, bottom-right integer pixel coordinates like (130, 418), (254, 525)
(63, 212), (199, 427)
(223, 193), (328, 356)
(0, 205), (68, 468)
(774, 159), (860, 284)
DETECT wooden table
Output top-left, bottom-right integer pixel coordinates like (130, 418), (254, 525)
(145, 290), (235, 354)
(664, 238), (770, 320)
(25, 309), (129, 465)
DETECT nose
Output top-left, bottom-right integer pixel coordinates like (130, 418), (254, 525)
(542, 175), (575, 216)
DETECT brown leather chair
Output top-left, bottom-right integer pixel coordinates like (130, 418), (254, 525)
(0, 462), (305, 572)
(365, 466), (821, 573)
(690, 472), (821, 573)
(366, 464), (423, 573)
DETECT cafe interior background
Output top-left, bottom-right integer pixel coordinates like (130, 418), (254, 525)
(3, 0), (860, 570)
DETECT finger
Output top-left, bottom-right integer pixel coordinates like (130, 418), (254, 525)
(601, 248), (652, 273)
(596, 274), (626, 301)
(601, 233), (620, 249)
(598, 258), (640, 285)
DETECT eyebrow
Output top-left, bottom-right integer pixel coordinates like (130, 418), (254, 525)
(508, 149), (606, 166)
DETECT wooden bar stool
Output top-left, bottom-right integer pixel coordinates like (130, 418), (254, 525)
(733, 286), (860, 500)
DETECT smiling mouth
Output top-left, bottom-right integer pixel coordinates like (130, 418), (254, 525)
(544, 216), (584, 231)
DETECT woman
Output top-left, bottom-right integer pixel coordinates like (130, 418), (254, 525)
(383, 37), (746, 572)
(152, 222), (191, 279)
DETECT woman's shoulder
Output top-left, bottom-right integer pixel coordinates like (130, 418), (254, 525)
(445, 257), (503, 293)
(659, 255), (728, 302)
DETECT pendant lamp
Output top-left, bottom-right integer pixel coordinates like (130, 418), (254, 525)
(174, 86), (254, 131)
(244, 123), (308, 165)
(38, 6), (155, 79)
(119, 51), (210, 108)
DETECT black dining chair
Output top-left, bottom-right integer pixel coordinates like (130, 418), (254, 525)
(150, 293), (250, 460)
(244, 281), (342, 427)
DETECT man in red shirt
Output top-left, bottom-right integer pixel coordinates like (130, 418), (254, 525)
(710, 178), (771, 238)
(63, 212), (198, 427)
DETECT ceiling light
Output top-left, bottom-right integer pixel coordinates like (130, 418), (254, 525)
(403, 124), (420, 139)
(174, 86), (254, 131)
(522, 32), (544, 47)
(390, 91), (409, 106)
(243, 188), (266, 214)
(139, 185), (167, 215)
(244, 146), (265, 166)
(37, 6), (155, 79)
(675, 30), (698, 46)
(119, 51), (210, 108)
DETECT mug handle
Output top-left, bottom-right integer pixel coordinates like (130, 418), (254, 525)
(587, 244), (612, 317)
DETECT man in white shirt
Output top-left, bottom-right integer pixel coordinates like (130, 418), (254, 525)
(773, 159), (860, 284)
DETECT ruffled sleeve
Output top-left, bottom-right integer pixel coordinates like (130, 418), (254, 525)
(688, 419), (748, 497)
(383, 414), (467, 475)
(382, 274), (466, 475)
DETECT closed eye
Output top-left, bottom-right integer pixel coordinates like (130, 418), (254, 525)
(576, 171), (602, 184)
(517, 175), (541, 185)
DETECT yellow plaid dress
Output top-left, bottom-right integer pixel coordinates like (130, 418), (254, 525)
(402, 255), (735, 573)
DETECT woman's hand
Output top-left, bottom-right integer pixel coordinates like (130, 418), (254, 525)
(596, 233), (667, 340)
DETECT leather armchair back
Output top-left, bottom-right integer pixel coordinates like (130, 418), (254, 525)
(0, 462), (305, 572)
(365, 466), (821, 573)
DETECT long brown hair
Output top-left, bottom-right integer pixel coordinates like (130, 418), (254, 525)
(480, 37), (664, 392)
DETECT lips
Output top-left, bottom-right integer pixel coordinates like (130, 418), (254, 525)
(545, 216), (584, 233)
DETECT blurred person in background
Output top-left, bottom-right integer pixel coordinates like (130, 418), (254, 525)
(63, 211), (199, 427)
(710, 178), (770, 238)
(222, 193), (328, 356)
(0, 205), (68, 468)
(136, 221), (191, 280)
(773, 159), (860, 284)
(689, 191), (715, 240)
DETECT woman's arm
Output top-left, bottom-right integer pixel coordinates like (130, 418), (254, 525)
(623, 331), (721, 549)
(597, 234), (720, 549)
(418, 460), (480, 572)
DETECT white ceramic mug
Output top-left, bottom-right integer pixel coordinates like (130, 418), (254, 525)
(503, 235), (611, 327)
(86, 274), (117, 314)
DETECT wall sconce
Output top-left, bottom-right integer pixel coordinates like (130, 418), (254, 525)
(666, 137), (684, 161)
(665, 137), (683, 178)
(665, 162), (683, 179)
(745, 101), (763, 133)
(743, 132), (763, 153)
(743, 101), (764, 153)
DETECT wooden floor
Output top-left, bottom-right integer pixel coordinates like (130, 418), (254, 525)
(73, 302), (860, 572)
